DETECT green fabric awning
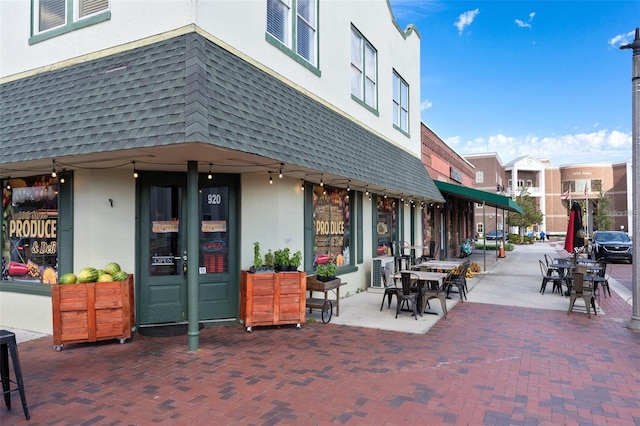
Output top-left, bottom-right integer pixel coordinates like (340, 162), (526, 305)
(434, 181), (523, 214)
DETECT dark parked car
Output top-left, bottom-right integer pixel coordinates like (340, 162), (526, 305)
(590, 231), (632, 263)
(485, 230), (505, 240)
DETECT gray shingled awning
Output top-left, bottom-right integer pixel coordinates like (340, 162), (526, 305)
(0, 32), (444, 202)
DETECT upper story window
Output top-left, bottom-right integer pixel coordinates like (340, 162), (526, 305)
(31, 0), (110, 43)
(392, 71), (409, 133)
(266, 0), (318, 68)
(475, 171), (484, 183)
(351, 27), (377, 110)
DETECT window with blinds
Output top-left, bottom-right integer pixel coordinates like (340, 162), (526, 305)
(351, 27), (377, 110)
(34, 0), (109, 35)
(392, 71), (409, 132)
(79, 0), (109, 18)
(266, 0), (317, 67)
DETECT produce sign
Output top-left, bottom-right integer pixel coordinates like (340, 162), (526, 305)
(2, 175), (59, 284)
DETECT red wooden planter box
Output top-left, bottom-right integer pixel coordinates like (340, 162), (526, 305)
(50, 274), (135, 350)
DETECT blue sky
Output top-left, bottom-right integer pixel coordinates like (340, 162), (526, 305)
(388, 0), (638, 166)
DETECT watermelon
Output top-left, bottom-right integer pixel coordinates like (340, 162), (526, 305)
(59, 273), (78, 284)
(105, 262), (121, 276)
(77, 267), (99, 283)
(112, 271), (129, 282)
(97, 274), (113, 282)
(96, 269), (106, 277)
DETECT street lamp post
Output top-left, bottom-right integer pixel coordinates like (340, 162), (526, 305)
(621, 27), (640, 332)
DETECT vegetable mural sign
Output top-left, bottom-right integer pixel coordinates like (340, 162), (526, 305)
(312, 187), (350, 266)
(2, 176), (59, 284)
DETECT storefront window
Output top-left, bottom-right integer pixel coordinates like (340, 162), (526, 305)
(312, 186), (350, 267)
(375, 195), (396, 256)
(2, 175), (59, 284)
(199, 186), (229, 273)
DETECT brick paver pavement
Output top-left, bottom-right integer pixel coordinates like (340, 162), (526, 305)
(2, 246), (640, 425)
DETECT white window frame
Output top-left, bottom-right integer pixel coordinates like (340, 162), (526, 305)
(32, 0), (110, 38)
(392, 71), (409, 132)
(266, 0), (318, 68)
(475, 171), (484, 183)
(351, 27), (377, 110)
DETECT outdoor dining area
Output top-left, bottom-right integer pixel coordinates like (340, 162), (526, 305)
(539, 200), (612, 318)
(380, 256), (471, 321)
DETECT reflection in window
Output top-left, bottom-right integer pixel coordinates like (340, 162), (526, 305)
(312, 186), (351, 267)
(199, 187), (229, 274)
(375, 196), (396, 256)
(35, 0), (109, 34)
(351, 27), (377, 109)
(266, 0), (317, 66)
(392, 71), (409, 132)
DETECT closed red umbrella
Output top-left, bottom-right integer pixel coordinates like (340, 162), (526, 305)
(564, 201), (585, 255)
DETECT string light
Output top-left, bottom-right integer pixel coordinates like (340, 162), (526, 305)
(347, 180), (350, 192)
(269, 172), (273, 184)
(60, 170), (66, 184)
(51, 159), (57, 178)
(279, 163), (284, 179)
(207, 163), (213, 180)
(300, 179), (304, 190)
(320, 174), (323, 187)
(132, 161), (138, 179)
(5, 177), (10, 190)
(365, 186), (369, 196)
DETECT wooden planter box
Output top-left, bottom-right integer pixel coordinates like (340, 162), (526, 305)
(51, 274), (135, 351)
(240, 270), (306, 332)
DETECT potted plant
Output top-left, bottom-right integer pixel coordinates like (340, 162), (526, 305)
(288, 250), (302, 271)
(274, 248), (290, 271)
(250, 242), (274, 273)
(250, 242), (263, 272)
(264, 249), (275, 271)
(316, 261), (337, 282)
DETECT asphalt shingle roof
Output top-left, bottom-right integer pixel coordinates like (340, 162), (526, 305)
(0, 32), (444, 202)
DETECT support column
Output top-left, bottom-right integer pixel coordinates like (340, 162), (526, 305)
(187, 161), (200, 349)
(621, 28), (640, 332)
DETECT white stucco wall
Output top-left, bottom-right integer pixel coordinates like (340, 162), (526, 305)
(0, 292), (52, 334)
(1, 0), (421, 157)
(73, 169), (136, 274)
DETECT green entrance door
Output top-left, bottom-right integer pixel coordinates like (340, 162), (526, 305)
(137, 172), (238, 325)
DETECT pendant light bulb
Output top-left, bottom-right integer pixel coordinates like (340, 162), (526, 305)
(207, 163), (213, 180)
(269, 172), (273, 184)
(132, 161), (138, 179)
(51, 159), (57, 178)
(320, 175), (323, 187)
(279, 163), (284, 179)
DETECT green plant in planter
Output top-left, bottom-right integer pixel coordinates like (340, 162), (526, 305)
(288, 250), (302, 270)
(252, 242), (262, 271)
(264, 250), (275, 270)
(316, 261), (337, 281)
(274, 248), (291, 271)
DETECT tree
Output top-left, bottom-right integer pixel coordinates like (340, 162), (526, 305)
(593, 191), (612, 231)
(506, 187), (544, 235)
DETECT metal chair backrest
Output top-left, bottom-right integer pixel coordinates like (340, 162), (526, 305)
(381, 266), (389, 287)
(544, 254), (553, 267)
(539, 259), (549, 277)
(597, 260), (607, 278)
(572, 272), (584, 293)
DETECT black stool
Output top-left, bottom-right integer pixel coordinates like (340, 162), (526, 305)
(0, 330), (30, 420)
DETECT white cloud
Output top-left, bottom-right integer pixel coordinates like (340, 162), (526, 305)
(420, 99), (433, 111)
(450, 130), (631, 165)
(515, 11), (535, 28)
(455, 9), (479, 35)
(609, 30), (635, 48)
